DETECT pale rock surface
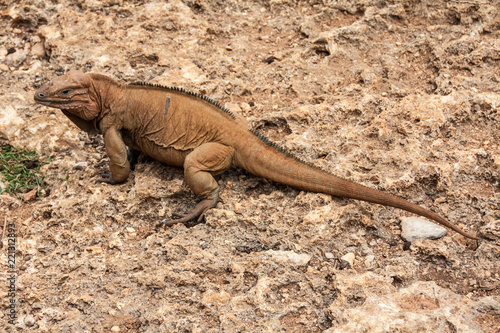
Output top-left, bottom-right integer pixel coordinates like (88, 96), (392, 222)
(327, 280), (486, 332)
(263, 250), (312, 266)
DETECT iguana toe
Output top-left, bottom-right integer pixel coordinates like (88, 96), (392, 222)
(160, 198), (218, 227)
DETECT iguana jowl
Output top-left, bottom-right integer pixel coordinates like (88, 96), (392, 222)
(34, 70), (478, 240)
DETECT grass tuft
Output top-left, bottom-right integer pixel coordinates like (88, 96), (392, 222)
(0, 144), (48, 198)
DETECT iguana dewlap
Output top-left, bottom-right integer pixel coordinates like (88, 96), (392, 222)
(34, 70), (478, 240)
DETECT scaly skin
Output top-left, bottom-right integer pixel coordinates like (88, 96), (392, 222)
(34, 70), (479, 240)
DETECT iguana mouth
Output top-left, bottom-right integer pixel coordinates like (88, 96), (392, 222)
(34, 97), (67, 103)
(34, 95), (80, 106)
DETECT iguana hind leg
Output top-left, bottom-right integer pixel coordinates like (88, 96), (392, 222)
(161, 142), (234, 226)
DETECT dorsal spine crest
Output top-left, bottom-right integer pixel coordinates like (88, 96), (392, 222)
(248, 129), (334, 176)
(129, 81), (236, 120)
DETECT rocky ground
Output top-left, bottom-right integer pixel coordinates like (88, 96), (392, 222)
(0, 0), (499, 331)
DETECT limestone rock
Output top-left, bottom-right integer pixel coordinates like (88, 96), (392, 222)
(263, 250), (311, 266)
(401, 216), (448, 242)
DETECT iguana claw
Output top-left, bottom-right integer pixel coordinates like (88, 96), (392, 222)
(96, 170), (117, 184)
(160, 198), (218, 227)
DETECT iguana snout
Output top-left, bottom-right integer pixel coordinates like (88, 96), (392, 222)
(34, 70), (100, 121)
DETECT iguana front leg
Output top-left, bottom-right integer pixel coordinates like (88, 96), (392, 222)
(161, 142), (234, 226)
(98, 127), (131, 184)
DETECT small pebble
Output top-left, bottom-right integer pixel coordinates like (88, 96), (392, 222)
(5, 51), (26, 67)
(341, 252), (355, 267)
(233, 202), (244, 214)
(73, 161), (88, 170)
(24, 314), (36, 327)
(240, 102), (251, 112)
(109, 238), (123, 249)
(325, 252), (334, 259)
(31, 43), (46, 58)
(263, 56), (275, 64)
(23, 188), (37, 201)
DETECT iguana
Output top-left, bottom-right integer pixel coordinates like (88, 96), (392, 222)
(34, 70), (478, 240)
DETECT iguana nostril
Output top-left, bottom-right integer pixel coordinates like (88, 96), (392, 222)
(38, 93), (45, 98)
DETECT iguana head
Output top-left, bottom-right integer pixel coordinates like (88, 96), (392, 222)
(34, 70), (100, 121)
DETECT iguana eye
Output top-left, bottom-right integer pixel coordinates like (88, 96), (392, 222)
(60, 89), (72, 95)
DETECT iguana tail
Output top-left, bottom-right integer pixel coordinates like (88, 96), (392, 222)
(235, 132), (479, 240)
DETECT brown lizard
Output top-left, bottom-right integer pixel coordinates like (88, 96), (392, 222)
(34, 70), (479, 240)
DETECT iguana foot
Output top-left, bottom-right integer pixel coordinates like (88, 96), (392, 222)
(161, 198), (218, 226)
(96, 170), (118, 184)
